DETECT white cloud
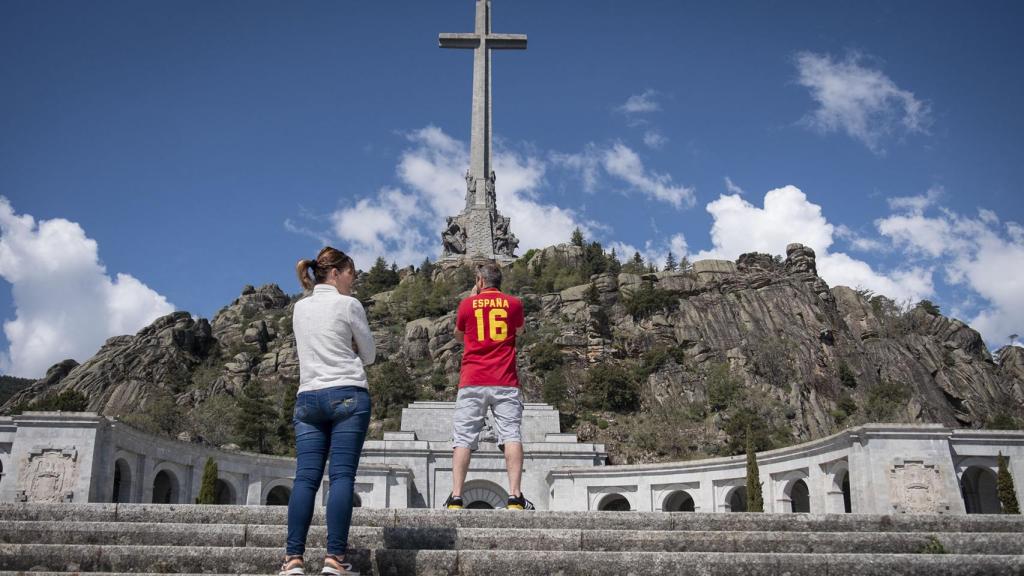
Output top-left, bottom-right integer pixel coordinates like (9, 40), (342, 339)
(0, 197), (174, 378)
(724, 177), (745, 196)
(643, 129), (668, 149)
(887, 187), (941, 213)
(691, 185), (933, 303)
(550, 146), (601, 193)
(693, 185), (834, 260)
(618, 90), (661, 114)
(327, 126), (594, 267)
(796, 52), (930, 153)
(835, 224), (885, 252)
(602, 143), (696, 208)
(875, 196), (1024, 347)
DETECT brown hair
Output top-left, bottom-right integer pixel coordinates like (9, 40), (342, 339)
(477, 262), (502, 289)
(296, 247), (355, 291)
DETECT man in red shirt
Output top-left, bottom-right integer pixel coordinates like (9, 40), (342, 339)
(445, 262), (533, 510)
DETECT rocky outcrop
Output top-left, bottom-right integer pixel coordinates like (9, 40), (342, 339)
(4, 245), (1021, 462)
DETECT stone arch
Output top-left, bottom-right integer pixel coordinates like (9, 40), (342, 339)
(112, 458), (133, 503)
(214, 479), (236, 505)
(787, 479), (810, 513)
(463, 480), (507, 509)
(598, 493), (631, 511)
(662, 490), (695, 512)
(152, 469), (181, 504)
(352, 493), (363, 508)
(264, 480), (292, 506)
(726, 486), (748, 512)
(961, 466), (1001, 514)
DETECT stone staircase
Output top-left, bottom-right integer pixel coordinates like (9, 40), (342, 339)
(2, 504), (1023, 575)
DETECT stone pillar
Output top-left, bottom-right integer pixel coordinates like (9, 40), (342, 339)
(807, 464), (826, 514)
(247, 473), (263, 505)
(140, 455), (156, 504)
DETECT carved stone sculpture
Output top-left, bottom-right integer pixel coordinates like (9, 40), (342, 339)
(889, 459), (950, 514)
(442, 216), (468, 257)
(17, 447), (78, 503)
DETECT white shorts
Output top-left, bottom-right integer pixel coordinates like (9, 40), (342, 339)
(451, 386), (523, 450)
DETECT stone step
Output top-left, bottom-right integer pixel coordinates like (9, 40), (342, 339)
(3, 503), (1024, 533)
(2, 546), (1022, 576)
(3, 521), (1023, 555)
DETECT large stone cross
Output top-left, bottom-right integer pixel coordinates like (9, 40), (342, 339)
(440, 0), (526, 209)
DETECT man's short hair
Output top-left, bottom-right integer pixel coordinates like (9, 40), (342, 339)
(477, 263), (502, 289)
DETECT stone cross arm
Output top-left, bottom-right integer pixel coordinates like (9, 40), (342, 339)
(439, 33), (527, 50)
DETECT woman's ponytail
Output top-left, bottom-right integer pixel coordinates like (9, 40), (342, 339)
(296, 259), (316, 291)
(296, 247), (354, 291)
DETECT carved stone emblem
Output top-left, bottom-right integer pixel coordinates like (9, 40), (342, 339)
(889, 459), (949, 514)
(16, 447), (78, 503)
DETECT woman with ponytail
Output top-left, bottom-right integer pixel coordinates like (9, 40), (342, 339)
(281, 247), (374, 576)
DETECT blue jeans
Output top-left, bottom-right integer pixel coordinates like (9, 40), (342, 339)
(286, 386), (371, 556)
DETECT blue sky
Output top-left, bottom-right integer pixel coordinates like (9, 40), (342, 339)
(2, 0), (1023, 377)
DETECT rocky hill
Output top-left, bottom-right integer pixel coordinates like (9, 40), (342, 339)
(3, 242), (1022, 463)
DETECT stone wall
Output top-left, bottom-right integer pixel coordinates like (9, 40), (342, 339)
(1, 410), (1022, 515)
(547, 424), (1024, 514)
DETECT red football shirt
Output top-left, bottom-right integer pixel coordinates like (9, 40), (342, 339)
(455, 288), (524, 387)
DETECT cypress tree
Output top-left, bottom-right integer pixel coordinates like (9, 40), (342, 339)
(746, 428), (764, 512)
(997, 452), (1020, 514)
(197, 457), (218, 504)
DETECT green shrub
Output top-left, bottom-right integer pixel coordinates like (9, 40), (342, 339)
(529, 341), (564, 373)
(20, 389), (90, 413)
(121, 387), (183, 438)
(624, 282), (678, 319)
(838, 362), (858, 388)
(918, 536), (947, 554)
(865, 380), (910, 422)
(368, 361), (417, 421)
(706, 363), (741, 413)
(584, 364), (640, 412)
(984, 411), (1018, 430)
(916, 300), (941, 316)
(541, 368), (568, 407)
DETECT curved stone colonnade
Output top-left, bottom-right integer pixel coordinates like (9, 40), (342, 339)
(0, 412), (411, 507)
(1, 410), (1022, 515)
(547, 424), (1024, 514)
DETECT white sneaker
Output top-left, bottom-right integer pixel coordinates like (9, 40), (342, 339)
(321, 555), (359, 576)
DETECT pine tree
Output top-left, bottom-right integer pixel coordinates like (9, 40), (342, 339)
(362, 257), (400, 297)
(746, 428), (764, 512)
(235, 381), (277, 453)
(197, 457), (218, 504)
(997, 452), (1020, 514)
(664, 251), (678, 271)
(606, 248), (622, 274)
(570, 227), (585, 247)
(622, 251), (645, 274)
(419, 257), (436, 279)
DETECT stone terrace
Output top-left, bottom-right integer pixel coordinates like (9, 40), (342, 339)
(2, 503), (1024, 575)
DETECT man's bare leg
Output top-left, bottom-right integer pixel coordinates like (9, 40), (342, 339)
(503, 441), (524, 497)
(452, 447), (472, 497)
